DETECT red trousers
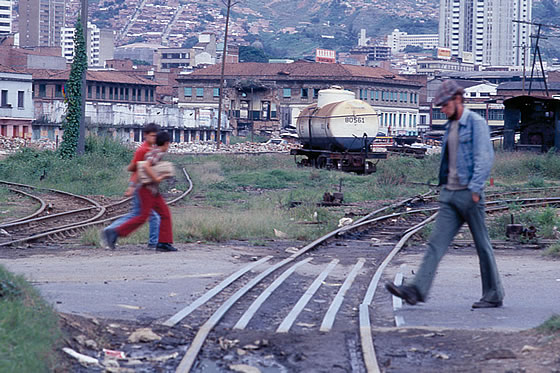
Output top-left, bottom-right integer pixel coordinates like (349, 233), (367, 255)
(116, 187), (173, 243)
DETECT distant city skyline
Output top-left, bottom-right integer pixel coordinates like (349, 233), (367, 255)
(438, 0), (532, 66)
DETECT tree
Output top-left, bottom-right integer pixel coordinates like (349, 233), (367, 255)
(59, 20), (87, 159)
(239, 46), (269, 62)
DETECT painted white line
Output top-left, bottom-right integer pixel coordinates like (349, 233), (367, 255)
(162, 256), (273, 327)
(319, 258), (366, 332)
(233, 257), (313, 330)
(276, 259), (339, 333)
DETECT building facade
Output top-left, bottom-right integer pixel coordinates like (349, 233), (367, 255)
(387, 29), (439, 53)
(176, 61), (423, 136)
(438, 0), (532, 66)
(0, 0), (11, 35)
(19, 0), (66, 48)
(31, 69), (229, 143)
(0, 67), (34, 138)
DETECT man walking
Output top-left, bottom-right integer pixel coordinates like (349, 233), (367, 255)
(103, 123), (160, 249)
(386, 80), (505, 309)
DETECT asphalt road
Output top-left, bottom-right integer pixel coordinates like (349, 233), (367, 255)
(384, 247), (560, 330)
(0, 243), (557, 331)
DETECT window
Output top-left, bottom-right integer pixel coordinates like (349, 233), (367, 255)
(283, 88), (291, 98)
(17, 91), (24, 108)
(96, 86), (100, 99)
(375, 91), (379, 101)
(370, 90), (375, 100)
(184, 87), (192, 97)
(55, 85), (63, 98)
(101, 86), (106, 99)
(479, 92), (490, 97)
(359, 89), (363, 100)
(301, 88), (308, 99)
(261, 101), (270, 120)
(213, 88), (220, 98)
(132, 88), (136, 101)
(120, 87), (124, 100)
(1, 90), (8, 107)
(125, 88), (129, 100)
(150, 89), (154, 102)
(39, 84), (47, 98)
(109, 87), (113, 100)
(488, 109), (503, 121)
(196, 88), (204, 98)
(313, 89), (319, 99)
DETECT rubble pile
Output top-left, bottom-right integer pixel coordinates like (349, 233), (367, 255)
(168, 141), (299, 154)
(0, 136), (57, 157)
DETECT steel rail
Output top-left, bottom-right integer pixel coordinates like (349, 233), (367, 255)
(360, 213), (438, 373)
(0, 188), (47, 225)
(0, 168), (192, 247)
(174, 195), (436, 372)
(173, 189), (560, 372)
(0, 180), (102, 211)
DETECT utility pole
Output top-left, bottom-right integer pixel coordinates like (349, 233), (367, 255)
(513, 20), (560, 97)
(78, 0), (88, 155)
(216, 0), (239, 149)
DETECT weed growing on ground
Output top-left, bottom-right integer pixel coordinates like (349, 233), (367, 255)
(545, 243), (560, 258)
(0, 265), (61, 372)
(538, 314), (560, 333)
(81, 227), (102, 247)
(0, 136), (132, 196)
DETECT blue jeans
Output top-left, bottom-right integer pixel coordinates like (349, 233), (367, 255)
(108, 188), (160, 245)
(411, 189), (504, 303)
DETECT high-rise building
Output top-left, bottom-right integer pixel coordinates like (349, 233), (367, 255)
(0, 0), (11, 34)
(19, 0), (66, 48)
(438, 0), (532, 67)
(62, 22), (100, 66)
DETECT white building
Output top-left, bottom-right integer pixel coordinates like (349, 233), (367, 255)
(464, 82), (498, 99)
(61, 22), (101, 66)
(0, 68), (34, 138)
(387, 29), (439, 54)
(438, 0), (532, 67)
(0, 0), (11, 34)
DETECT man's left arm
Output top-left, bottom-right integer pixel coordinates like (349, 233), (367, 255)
(468, 114), (494, 201)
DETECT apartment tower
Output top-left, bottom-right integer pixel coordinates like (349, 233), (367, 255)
(19, 0), (66, 48)
(438, 0), (532, 67)
(0, 0), (11, 34)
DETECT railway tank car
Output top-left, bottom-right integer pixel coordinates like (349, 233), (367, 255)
(290, 87), (386, 174)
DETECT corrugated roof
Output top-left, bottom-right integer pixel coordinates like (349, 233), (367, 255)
(30, 69), (159, 85)
(181, 61), (421, 85)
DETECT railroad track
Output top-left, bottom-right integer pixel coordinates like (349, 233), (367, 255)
(0, 169), (193, 247)
(150, 187), (560, 373)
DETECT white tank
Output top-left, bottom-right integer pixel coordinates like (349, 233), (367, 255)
(296, 91), (379, 152)
(317, 87), (356, 108)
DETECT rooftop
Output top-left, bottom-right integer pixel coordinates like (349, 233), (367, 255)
(179, 61), (422, 86)
(31, 69), (159, 86)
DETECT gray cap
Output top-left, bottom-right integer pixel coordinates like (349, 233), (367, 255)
(434, 80), (464, 106)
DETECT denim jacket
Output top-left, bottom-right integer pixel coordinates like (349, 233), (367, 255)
(438, 108), (494, 195)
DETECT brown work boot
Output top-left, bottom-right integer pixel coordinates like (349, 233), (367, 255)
(385, 283), (422, 305)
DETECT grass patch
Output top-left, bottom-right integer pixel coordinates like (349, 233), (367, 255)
(537, 314), (560, 333)
(81, 227), (103, 247)
(487, 207), (560, 240)
(0, 265), (61, 372)
(545, 242), (560, 258)
(0, 136), (132, 196)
